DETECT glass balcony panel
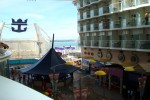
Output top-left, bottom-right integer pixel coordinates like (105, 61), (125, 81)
(124, 0), (136, 8)
(90, 10), (94, 17)
(109, 2), (121, 13)
(137, 0), (150, 5)
(85, 40), (91, 46)
(91, 40), (99, 47)
(90, 0), (98, 3)
(94, 24), (99, 30)
(141, 17), (150, 25)
(103, 20), (110, 29)
(122, 40), (136, 49)
(90, 24), (94, 31)
(99, 7), (103, 15)
(111, 40), (122, 48)
(138, 40), (150, 49)
(86, 25), (90, 31)
(87, 12), (90, 18)
(101, 40), (110, 47)
(83, 25), (86, 32)
(99, 22), (103, 29)
(103, 6), (109, 14)
(122, 19), (127, 27)
(83, 12), (86, 19)
(94, 9), (99, 16)
(126, 19), (137, 27)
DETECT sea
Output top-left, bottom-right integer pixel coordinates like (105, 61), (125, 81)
(53, 41), (78, 48)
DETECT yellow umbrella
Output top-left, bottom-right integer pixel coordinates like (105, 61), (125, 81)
(65, 61), (73, 65)
(95, 70), (107, 76)
(90, 59), (96, 63)
(124, 67), (135, 71)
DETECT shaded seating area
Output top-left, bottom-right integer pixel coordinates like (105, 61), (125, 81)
(20, 35), (79, 95)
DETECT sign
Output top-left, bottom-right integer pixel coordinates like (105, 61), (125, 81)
(11, 18), (28, 32)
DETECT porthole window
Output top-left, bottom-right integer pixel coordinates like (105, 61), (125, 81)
(97, 51), (103, 58)
(106, 52), (112, 60)
(131, 55), (139, 64)
(118, 53), (125, 62)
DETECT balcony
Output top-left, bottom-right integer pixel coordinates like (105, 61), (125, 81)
(101, 40), (110, 47)
(109, 2), (121, 13)
(137, 40), (150, 49)
(110, 20), (122, 29)
(83, 40), (91, 46)
(137, 0), (150, 5)
(111, 40), (121, 48)
(99, 6), (109, 15)
(91, 40), (99, 47)
(123, 1), (136, 9)
(86, 25), (91, 31)
(122, 40), (136, 49)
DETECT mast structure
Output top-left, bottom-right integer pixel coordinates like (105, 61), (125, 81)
(0, 22), (5, 41)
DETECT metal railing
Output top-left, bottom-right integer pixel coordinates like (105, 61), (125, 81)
(111, 40), (122, 48)
(82, 39), (150, 50)
(137, 40), (150, 49)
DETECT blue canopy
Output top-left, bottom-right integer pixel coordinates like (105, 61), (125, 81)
(21, 34), (78, 75)
(21, 48), (78, 75)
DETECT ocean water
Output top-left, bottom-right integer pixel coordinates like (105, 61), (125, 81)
(53, 41), (78, 47)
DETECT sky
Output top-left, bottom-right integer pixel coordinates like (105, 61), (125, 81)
(0, 0), (79, 40)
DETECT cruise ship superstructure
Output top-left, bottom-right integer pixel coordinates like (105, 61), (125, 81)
(76, 0), (150, 65)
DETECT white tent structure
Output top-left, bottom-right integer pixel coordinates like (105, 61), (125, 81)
(0, 22), (51, 59)
(0, 76), (53, 100)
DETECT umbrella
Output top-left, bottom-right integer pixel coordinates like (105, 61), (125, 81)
(95, 70), (107, 76)
(89, 59), (96, 64)
(124, 67), (135, 72)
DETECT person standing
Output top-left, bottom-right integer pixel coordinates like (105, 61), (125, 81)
(18, 74), (22, 83)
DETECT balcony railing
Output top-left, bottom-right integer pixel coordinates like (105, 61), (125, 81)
(111, 40), (122, 48)
(137, 40), (150, 49)
(122, 40), (136, 49)
(83, 40), (91, 46)
(109, 2), (121, 13)
(81, 39), (150, 51)
(110, 20), (122, 28)
(91, 40), (99, 47)
(124, 1), (136, 9)
(137, 0), (150, 5)
(101, 40), (110, 47)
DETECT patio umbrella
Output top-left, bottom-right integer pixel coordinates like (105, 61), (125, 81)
(95, 70), (107, 76)
(124, 67), (135, 72)
(89, 59), (96, 64)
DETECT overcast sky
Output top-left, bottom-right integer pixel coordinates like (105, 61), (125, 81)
(0, 0), (78, 40)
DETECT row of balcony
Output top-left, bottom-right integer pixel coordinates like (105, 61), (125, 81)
(78, 0), (150, 10)
(78, 19), (150, 32)
(79, 40), (150, 50)
(78, 1), (150, 20)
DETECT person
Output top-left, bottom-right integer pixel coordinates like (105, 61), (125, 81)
(0, 42), (9, 49)
(145, 13), (149, 25)
(11, 68), (15, 80)
(46, 88), (53, 97)
(18, 74), (22, 83)
(23, 74), (26, 84)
